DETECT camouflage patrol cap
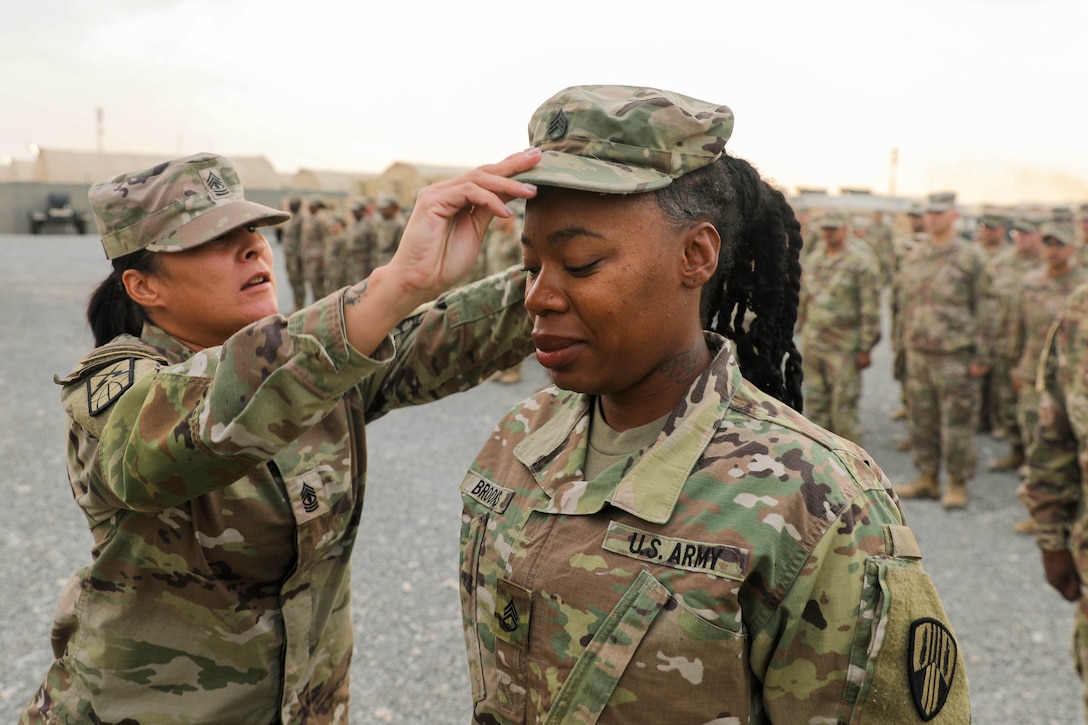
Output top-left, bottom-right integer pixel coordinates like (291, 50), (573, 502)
(978, 205), (1009, 228)
(1012, 216), (1043, 234)
(1041, 221), (1076, 246)
(512, 85), (734, 194)
(817, 210), (849, 229)
(907, 202), (925, 217)
(925, 191), (957, 212)
(89, 153), (290, 260)
(1051, 206), (1074, 223)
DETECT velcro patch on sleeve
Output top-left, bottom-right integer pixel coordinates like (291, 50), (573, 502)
(602, 521), (748, 581)
(87, 359), (136, 417)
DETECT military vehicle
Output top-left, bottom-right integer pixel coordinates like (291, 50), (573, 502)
(28, 193), (90, 234)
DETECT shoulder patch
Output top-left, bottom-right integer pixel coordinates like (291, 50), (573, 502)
(87, 359), (136, 417)
(908, 617), (958, 721)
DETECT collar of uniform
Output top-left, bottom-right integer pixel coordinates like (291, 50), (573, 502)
(139, 321), (198, 363)
(514, 333), (743, 524)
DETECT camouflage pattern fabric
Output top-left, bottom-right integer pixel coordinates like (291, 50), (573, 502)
(301, 209), (330, 298)
(370, 215), (405, 269)
(21, 269), (533, 725)
(987, 245), (1045, 443)
(281, 212), (306, 310)
(898, 238), (998, 480)
(511, 85), (733, 195)
(345, 216), (376, 285)
(458, 333), (970, 724)
(863, 219), (896, 287)
(890, 231), (928, 385)
(1018, 281), (1088, 718)
(323, 224), (350, 292)
(1007, 267), (1088, 450)
(796, 238), (882, 442)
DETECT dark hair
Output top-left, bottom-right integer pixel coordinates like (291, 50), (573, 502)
(86, 250), (159, 347)
(655, 153), (804, 411)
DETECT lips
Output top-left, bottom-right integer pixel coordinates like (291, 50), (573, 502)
(532, 332), (583, 369)
(243, 271), (272, 290)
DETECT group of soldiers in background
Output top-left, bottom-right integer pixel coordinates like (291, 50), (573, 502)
(274, 192), (525, 383)
(795, 195), (1088, 522)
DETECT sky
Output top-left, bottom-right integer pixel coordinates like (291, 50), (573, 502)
(2, 0), (1086, 205)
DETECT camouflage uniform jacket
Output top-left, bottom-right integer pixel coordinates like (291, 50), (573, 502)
(281, 212), (304, 255)
(458, 334), (969, 724)
(897, 238), (998, 363)
(371, 215), (405, 268)
(300, 210), (329, 261)
(27, 270), (533, 725)
(1019, 282), (1088, 552)
(1007, 267), (1088, 386)
(796, 242), (882, 355)
(986, 245), (1043, 360)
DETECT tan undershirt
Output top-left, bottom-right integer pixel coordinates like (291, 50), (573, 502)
(584, 398), (670, 480)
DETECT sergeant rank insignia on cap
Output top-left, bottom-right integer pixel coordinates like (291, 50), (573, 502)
(87, 359), (136, 417)
(908, 617), (958, 721)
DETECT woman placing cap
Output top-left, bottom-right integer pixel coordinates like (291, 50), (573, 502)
(21, 150), (540, 724)
(456, 86), (970, 723)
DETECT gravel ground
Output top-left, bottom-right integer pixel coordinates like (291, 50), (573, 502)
(0, 232), (1081, 723)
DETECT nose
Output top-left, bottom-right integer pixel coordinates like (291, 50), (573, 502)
(523, 267), (567, 316)
(239, 227), (269, 259)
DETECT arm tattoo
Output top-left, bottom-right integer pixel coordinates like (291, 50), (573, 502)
(343, 280), (369, 307)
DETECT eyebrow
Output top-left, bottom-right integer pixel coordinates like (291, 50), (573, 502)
(521, 226), (606, 248)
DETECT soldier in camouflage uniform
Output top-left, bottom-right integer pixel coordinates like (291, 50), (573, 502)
(457, 85), (969, 724)
(986, 215), (1045, 471)
(371, 195), (405, 268)
(796, 210), (882, 443)
(20, 150), (540, 724)
(346, 198), (376, 284)
(863, 210), (896, 288)
(1006, 222), (1086, 533)
(895, 191), (999, 509)
(1018, 276), (1088, 723)
(322, 214), (349, 291)
(300, 197), (330, 301)
(280, 197), (305, 311)
(973, 207), (1011, 437)
(889, 203), (928, 428)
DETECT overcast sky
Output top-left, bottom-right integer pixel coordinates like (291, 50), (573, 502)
(2, 0), (1085, 204)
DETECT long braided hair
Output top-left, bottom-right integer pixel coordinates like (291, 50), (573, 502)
(86, 250), (159, 347)
(656, 152), (804, 411)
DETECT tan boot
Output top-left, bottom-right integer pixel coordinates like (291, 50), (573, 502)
(896, 473), (940, 500)
(988, 446), (1025, 471)
(1014, 518), (1038, 534)
(890, 408), (908, 421)
(895, 438), (912, 451)
(942, 476), (968, 509)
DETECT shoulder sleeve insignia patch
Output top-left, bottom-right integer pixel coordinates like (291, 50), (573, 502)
(87, 359), (136, 417)
(908, 617), (958, 721)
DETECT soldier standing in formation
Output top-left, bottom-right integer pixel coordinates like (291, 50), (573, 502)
(1019, 274), (1088, 724)
(279, 197), (305, 312)
(346, 199), (375, 284)
(371, 195), (405, 268)
(322, 214), (349, 292)
(796, 210), (882, 443)
(300, 197), (330, 303)
(973, 207), (1011, 437)
(862, 209), (896, 288)
(895, 192), (998, 509)
(986, 215), (1046, 472)
(889, 203), (928, 433)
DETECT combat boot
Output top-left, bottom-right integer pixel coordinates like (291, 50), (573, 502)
(988, 446), (1025, 472)
(896, 473), (940, 500)
(1014, 518), (1038, 535)
(942, 475), (968, 509)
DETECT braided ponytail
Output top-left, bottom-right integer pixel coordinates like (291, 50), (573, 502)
(656, 153), (804, 410)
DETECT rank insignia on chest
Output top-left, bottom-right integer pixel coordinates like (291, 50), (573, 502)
(494, 578), (532, 649)
(87, 359), (136, 417)
(908, 617), (957, 721)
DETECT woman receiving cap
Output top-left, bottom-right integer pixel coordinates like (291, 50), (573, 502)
(21, 150), (540, 724)
(456, 86), (970, 723)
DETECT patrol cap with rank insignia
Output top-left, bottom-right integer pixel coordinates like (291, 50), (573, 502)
(88, 153), (291, 260)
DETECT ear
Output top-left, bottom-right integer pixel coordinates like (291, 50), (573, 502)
(681, 222), (720, 288)
(121, 268), (166, 310)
